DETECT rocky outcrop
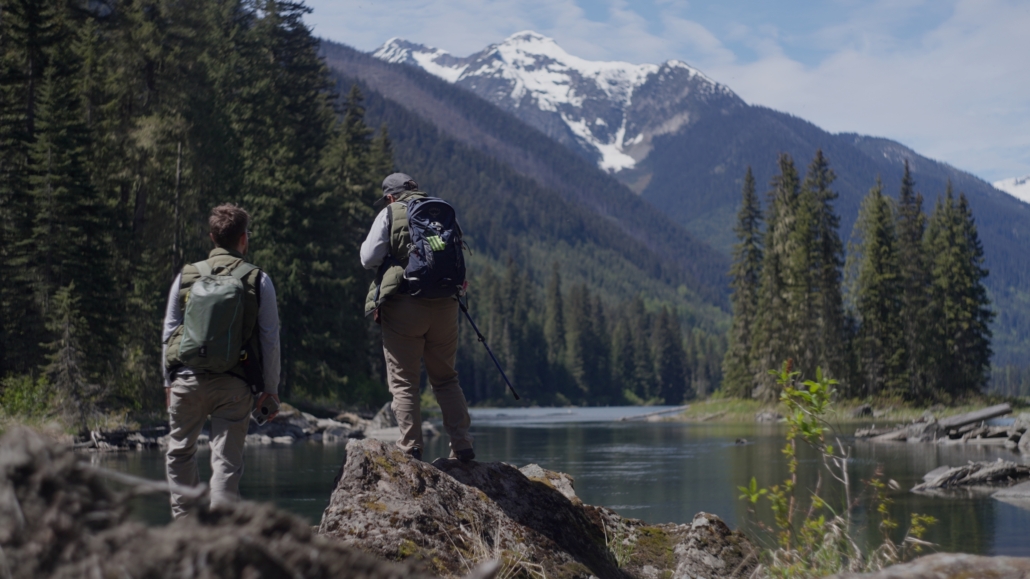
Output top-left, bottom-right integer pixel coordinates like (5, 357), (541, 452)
(319, 438), (757, 579)
(829, 553), (1030, 578)
(0, 427), (439, 579)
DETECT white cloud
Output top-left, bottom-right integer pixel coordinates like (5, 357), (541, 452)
(706, 0), (1030, 181)
(305, 0), (1030, 182)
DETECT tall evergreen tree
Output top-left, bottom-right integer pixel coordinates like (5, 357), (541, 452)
(722, 167), (762, 397)
(850, 179), (907, 397)
(654, 306), (689, 404)
(544, 262), (566, 366)
(895, 160), (932, 397)
(805, 150), (847, 381)
(751, 154), (801, 399)
(0, 0), (62, 375)
(785, 164), (819, 374)
(591, 293), (615, 403)
(925, 186), (994, 397)
(628, 296), (656, 401)
(564, 283), (595, 402)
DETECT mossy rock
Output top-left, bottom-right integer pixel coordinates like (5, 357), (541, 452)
(630, 526), (675, 570)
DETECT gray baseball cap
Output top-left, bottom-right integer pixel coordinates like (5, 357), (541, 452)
(375, 172), (419, 210)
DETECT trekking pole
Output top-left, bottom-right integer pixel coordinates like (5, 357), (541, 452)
(458, 299), (520, 400)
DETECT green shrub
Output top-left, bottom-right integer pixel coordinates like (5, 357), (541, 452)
(0, 374), (53, 418)
(739, 360), (935, 578)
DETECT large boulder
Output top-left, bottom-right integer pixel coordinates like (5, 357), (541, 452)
(829, 553), (1030, 578)
(0, 427), (437, 579)
(319, 438), (756, 579)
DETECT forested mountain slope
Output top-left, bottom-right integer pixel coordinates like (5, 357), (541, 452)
(319, 41), (729, 313)
(640, 106), (1030, 365)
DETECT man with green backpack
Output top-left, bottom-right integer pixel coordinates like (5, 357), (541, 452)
(162, 204), (281, 518)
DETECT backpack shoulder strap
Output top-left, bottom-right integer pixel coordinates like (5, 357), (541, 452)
(195, 261), (213, 277)
(230, 262), (258, 281)
(231, 263), (261, 308)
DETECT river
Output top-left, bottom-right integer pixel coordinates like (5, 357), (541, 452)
(91, 406), (1030, 556)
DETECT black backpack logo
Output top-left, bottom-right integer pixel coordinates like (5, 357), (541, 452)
(403, 198), (465, 298)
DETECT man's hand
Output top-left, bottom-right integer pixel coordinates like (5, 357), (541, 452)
(256, 392), (281, 421)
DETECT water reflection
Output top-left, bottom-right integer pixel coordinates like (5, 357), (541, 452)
(93, 407), (1030, 556)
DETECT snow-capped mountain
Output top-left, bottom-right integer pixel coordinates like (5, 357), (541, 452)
(994, 176), (1030, 204)
(374, 31), (742, 173)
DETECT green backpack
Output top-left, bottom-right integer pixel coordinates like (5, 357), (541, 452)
(176, 261), (257, 373)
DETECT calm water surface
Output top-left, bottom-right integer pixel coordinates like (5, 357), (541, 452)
(92, 406), (1030, 556)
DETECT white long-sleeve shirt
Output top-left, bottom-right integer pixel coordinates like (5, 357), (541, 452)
(161, 271), (281, 394)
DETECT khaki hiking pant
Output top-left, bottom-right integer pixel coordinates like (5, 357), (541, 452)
(381, 294), (473, 456)
(166, 373), (252, 519)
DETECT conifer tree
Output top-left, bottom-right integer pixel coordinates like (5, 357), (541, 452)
(722, 167), (762, 397)
(925, 186), (994, 396)
(628, 296), (656, 400)
(851, 179), (907, 397)
(611, 318), (635, 397)
(786, 173), (819, 374)
(564, 283), (595, 402)
(43, 283), (99, 432)
(805, 150), (848, 381)
(544, 263), (566, 366)
(654, 307), (688, 404)
(591, 294), (615, 403)
(895, 161), (931, 397)
(0, 0), (61, 375)
(751, 154), (801, 399)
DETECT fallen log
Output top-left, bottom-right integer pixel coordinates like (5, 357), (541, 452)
(938, 403), (1012, 430)
(912, 459), (1030, 492)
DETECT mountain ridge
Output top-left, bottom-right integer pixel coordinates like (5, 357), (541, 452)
(373, 31), (740, 172)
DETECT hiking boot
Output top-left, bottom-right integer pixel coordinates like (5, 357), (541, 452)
(456, 448), (475, 463)
(408, 447), (423, 461)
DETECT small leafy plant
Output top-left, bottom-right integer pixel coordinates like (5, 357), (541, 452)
(738, 360), (935, 578)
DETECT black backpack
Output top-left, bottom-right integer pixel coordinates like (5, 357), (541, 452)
(403, 197), (466, 298)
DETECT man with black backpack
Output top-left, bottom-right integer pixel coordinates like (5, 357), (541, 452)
(162, 204), (281, 518)
(362, 173), (474, 463)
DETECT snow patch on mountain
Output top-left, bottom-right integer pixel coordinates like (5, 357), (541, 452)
(373, 31), (735, 173)
(994, 176), (1030, 204)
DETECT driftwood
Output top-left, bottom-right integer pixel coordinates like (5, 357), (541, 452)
(938, 403), (1012, 430)
(858, 404), (1018, 447)
(912, 460), (1030, 492)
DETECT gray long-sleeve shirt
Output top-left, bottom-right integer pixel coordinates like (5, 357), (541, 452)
(360, 207), (392, 270)
(161, 271), (281, 394)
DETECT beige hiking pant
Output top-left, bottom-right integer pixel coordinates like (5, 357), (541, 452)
(166, 373), (252, 519)
(381, 294), (473, 455)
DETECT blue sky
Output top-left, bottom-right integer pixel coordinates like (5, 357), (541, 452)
(303, 0), (1029, 184)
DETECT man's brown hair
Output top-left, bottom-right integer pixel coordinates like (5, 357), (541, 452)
(209, 204), (249, 249)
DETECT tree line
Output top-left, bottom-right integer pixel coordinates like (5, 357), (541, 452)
(455, 261), (724, 406)
(722, 152), (994, 401)
(0, 0), (391, 426)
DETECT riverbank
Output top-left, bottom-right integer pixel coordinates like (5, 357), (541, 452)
(674, 397), (1028, 424)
